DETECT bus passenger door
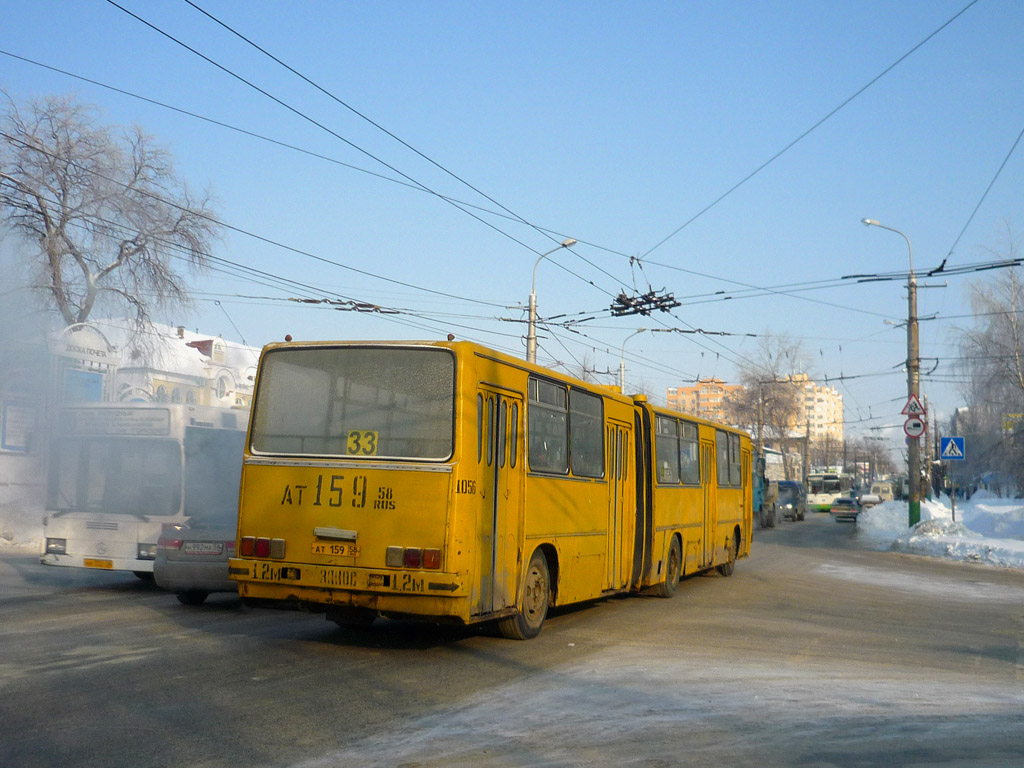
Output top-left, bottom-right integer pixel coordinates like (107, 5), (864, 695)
(701, 440), (716, 567)
(606, 421), (633, 590)
(477, 387), (524, 615)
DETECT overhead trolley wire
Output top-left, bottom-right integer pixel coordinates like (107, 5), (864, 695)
(104, 0), (627, 300)
(640, 0), (981, 259)
(102, 0), (539, 256)
(0, 129), (509, 310)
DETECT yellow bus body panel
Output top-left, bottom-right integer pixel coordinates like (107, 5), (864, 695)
(229, 340), (750, 630)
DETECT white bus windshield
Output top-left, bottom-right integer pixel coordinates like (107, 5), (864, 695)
(809, 477), (841, 495)
(48, 437), (182, 517)
(251, 347), (455, 459)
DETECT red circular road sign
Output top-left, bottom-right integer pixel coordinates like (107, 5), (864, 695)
(904, 416), (926, 439)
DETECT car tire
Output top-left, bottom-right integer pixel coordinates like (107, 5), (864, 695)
(176, 590), (208, 606)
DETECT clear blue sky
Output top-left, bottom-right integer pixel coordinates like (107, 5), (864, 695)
(2, 0), (1022, 454)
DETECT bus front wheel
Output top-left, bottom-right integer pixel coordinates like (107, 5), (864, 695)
(652, 537), (681, 598)
(498, 550), (550, 640)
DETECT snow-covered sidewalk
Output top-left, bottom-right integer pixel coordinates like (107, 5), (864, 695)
(857, 490), (1024, 569)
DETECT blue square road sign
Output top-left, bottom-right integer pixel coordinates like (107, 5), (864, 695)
(940, 436), (965, 461)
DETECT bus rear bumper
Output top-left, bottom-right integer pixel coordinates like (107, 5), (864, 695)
(229, 557), (469, 620)
(40, 552), (154, 573)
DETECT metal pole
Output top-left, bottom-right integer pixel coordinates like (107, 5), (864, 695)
(526, 238), (576, 364)
(619, 328), (647, 393)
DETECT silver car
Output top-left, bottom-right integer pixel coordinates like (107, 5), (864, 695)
(829, 496), (860, 523)
(154, 513), (238, 605)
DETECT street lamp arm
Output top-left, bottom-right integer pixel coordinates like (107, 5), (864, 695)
(527, 238), (577, 364)
(531, 238), (578, 295)
(861, 218), (914, 275)
(619, 328), (647, 392)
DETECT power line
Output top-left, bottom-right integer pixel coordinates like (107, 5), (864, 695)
(101, 0), (541, 257)
(640, 0), (981, 258)
(935, 124), (1024, 273)
(0, 46), (894, 326)
(103, 0), (629, 300)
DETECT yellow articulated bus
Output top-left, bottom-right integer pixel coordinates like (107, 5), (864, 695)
(229, 340), (751, 639)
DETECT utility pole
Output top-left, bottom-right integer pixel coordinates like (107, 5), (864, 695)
(863, 219), (921, 526)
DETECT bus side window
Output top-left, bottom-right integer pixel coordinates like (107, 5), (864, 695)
(477, 393), (484, 463)
(509, 402), (518, 468)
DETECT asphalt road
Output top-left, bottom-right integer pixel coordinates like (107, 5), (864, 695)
(1, 514), (1022, 768)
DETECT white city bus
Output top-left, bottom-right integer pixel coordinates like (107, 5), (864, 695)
(806, 471), (852, 513)
(41, 403), (247, 577)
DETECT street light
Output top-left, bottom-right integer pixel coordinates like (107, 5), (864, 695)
(862, 217), (921, 526)
(527, 238), (577, 363)
(619, 328), (647, 392)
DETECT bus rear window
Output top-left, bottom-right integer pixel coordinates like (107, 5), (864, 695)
(251, 347), (455, 459)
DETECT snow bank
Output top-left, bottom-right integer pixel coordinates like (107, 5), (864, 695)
(857, 493), (1024, 569)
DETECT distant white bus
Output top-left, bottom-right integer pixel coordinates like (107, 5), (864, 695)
(41, 403), (246, 577)
(806, 472), (852, 512)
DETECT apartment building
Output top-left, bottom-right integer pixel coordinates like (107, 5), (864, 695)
(666, 378), (743, 423)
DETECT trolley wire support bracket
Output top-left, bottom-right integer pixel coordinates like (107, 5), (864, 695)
(609, 289), (680, 317)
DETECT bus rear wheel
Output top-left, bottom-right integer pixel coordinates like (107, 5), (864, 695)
(652, 537), (681, 598)
(717, 533), (738, 577)
(498, 550), (550, 640)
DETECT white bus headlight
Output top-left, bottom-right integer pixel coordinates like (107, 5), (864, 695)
(137, 543), (158, 560)
(46, 538), (67, 555)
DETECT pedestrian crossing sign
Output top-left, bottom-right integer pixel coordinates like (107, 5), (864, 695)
(940, 436), (965, 460)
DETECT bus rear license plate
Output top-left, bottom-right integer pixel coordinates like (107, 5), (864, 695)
(311, 543), (360, 557)
(84, 558), (113, 569)
(184, 542), (224, 555)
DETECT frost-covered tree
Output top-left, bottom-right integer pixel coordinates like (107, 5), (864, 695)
(0, 92), (220, 328)
(953, 228), (1024, 494)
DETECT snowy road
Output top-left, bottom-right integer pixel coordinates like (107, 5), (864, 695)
(1, 514), (1022, 767)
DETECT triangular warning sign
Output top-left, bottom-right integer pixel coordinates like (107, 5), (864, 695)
(941, 439), (964, 459)
(902, 394), (926, 416)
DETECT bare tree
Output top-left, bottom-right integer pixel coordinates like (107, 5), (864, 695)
(0, 93), (221, 328)
(725, 334), (808, 438)
(724, 333), (809, 478)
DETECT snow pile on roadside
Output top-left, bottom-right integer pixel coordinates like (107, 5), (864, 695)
(0, 505), (43, 552)
(857, 493), (1024, 569)
(959, 491), (1024, 539)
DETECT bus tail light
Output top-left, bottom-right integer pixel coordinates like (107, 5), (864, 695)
(386, 546), (442, 569)
(386, 546), (403, 567)
(403, 548), (422, 568)
(242, 537), (286, 558)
